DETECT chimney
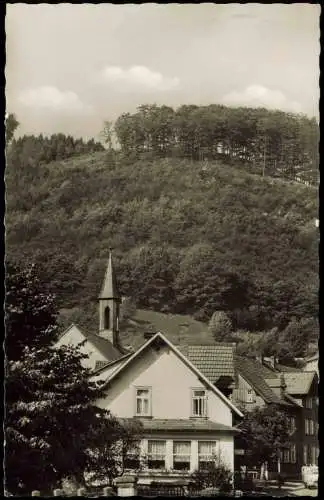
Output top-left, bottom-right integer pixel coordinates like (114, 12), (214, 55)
(144, 332), (156, 341)
(280, 373), (287, 398)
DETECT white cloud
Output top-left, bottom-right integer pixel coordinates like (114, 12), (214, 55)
(221, 85), (303, 113)
(98, 65), (180, 91)
(18, 86), (92, 113)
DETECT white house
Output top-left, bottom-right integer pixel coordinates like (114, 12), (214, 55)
(57, 252), (243, 484)
(93, 332), (243, 484)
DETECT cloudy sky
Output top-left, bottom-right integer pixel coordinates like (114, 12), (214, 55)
(6, 3), (320, 139)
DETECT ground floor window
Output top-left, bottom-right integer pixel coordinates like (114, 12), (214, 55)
(147, 440), (166, 470)
(198, 441), (217, 470)
(173, 441), (191, 471)
(124, 442), (141, 470)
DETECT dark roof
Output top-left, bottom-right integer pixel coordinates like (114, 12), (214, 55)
(234, 356), (289, 406)
(176, 344), (235, 383)
(84, 331), (123, 362)
(120, 418), (240, 433)
(275, 364), (302, 373)
(99, 252), (120, 299)
(282, 371), (316, 395)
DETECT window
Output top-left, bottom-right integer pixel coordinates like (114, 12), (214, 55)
(104, 306), (110, 329)
(288, 417), (296, 434)
(305, 397), (313, 409)
(147, 440), (166, 470)
(198, 441), (216, 470)
(246, 389), (255, 403)
(290, 444), (296, 464)
(192, 389), (207, 417)
(305, 419), (310, 435)
(135, 388), (151, 416)
(283, 449), (290, 463)
(173, 441), (191, 471)
(303, 445), (308, 465)
(311, 446), (317, 465)
(124, 442), (141, 470)
(309, 420), (314, 435)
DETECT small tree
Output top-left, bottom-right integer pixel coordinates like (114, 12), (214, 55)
(5, 261), (59, 361)
(238, 404), (290, 478)
(208, 311), (232, 341)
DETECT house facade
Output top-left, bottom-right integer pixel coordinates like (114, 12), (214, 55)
(93, 332), (243, 484)
(232, 356), (318, 479)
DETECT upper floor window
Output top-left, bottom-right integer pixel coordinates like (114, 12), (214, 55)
(192, 389), (207, 417)
(135, 387), (151, 416)
(173, 441), (191, 471)
(288, 416), (296, 434)
(305, 397), (313, 409)
(147, 440), (166, 470)
(198, 441), (217, 470)
(305, 419), (314, 435)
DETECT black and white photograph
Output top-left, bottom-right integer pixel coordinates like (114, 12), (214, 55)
(4, 3), (319, 497)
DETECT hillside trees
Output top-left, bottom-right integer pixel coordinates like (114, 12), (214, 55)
(113, 104), (319, 183)
(5, 112), (19, 147)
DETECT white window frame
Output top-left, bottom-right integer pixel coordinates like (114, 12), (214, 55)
(198, 441), (217, 469)
(173, 441), (191, 471)
(305, 397), (313, 409)
(147, 439), (166, 470)
(135, 387), (152, 417)
(191, 388), (208, 418)
(303, 445), (308, 464)
(290, 444), (296, 464)
(309, 419), (314, 435)
(246, 388), (255, 403)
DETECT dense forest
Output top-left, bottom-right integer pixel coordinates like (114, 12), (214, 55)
(111, 104), (319, 185)
(5, 107), (319, 359)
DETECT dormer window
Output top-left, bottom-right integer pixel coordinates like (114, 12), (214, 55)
(192, 389), (207, 417)
(135, 387), (151, 416)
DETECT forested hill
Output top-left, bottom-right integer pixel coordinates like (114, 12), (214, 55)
(6, 148), (318, 337)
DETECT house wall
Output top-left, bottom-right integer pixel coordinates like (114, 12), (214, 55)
(303, 359), (318, 377)
(232, 374), (265, 410)
(97, 343), (232, 425)
(55, 325), (106, 370)
(135, 432), (234, 475)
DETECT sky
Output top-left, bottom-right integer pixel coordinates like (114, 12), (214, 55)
(6, 3), (320, 140)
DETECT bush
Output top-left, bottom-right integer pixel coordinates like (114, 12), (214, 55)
(190, 459), (233, 492)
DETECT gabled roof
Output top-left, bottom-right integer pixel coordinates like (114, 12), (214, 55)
(234, 356), (290, 406)
(177, 344), (235, 383)
(120, 418), (240, 433)
(99, 251), (120, 300)
(57, 323), (123, 362)
(282, 371), (316, 395)
(99, 332), (243, 417)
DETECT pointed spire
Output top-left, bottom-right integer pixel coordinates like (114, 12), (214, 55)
(99, 249), (120, 300)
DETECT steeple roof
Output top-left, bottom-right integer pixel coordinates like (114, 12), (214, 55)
(99, 251), (120, 300)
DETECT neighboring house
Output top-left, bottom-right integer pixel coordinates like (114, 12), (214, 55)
(303, 352), (319, 377)
(55, 252), (129, 371)
(232, 356), (318, 479)
(92, 332), (243, 485)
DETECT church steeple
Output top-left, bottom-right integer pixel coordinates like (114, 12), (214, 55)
(98, 250), (121, 345)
